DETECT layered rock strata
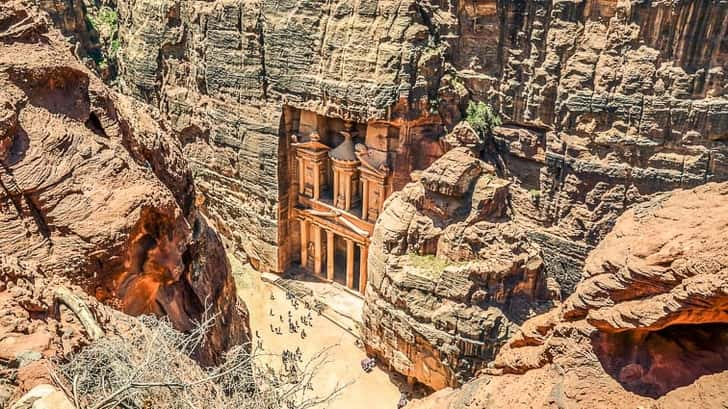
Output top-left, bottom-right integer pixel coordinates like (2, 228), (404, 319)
(111, 0), (455, 273)
(41, 0), (728, 394)
(406, 182), (728, 408)
(457, 0), (728, 294)
(103, 0), (728, 298)
(0, 0), (249, 366)
(363, 146), (555, 390)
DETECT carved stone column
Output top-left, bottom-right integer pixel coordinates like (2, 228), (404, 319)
(297, 158), (304, 195)
(327, 230), (334, 281)
(313, 162), (321, 200)
(362, 178), (369, 221)
(313, 224), (322, 275)
(359, 244), (368, 294)
(300, 219), (308, 267)
(346, 239), (354, 289)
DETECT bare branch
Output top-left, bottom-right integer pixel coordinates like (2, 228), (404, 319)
(51, 314), (348, 409)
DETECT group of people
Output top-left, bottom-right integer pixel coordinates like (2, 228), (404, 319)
(267, 290), (316, 339)
(262, 288), (410, 409)
(360, 357), (376, 372)
(282, 347), (303, 367)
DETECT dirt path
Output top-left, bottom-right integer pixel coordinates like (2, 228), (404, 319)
(233, 260), (402, 409)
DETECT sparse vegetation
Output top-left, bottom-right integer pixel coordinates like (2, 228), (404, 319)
(52, 314), (346, 409)
(408, 253), (451, 278)
(84, 6), (120, 73)
(465, 101), (501, 137)
(87, 7), (118, 33)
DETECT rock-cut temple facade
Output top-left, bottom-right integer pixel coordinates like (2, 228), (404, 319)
(285, 108), (398, 294)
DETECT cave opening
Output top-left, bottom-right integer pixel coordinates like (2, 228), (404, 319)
(593, 322), (728, 398)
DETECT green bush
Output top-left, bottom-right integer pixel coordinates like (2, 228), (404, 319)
(109, 38), (121, 56)
(465, 101), (501, 137)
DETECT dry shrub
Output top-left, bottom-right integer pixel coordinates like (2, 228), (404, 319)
(52, 314), (345, 409)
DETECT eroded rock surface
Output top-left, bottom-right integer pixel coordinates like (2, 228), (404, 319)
(0, 0), (249, 370)
(102, 0), (728, 299)
(363, 147), (554, 390)
(108, 0), (455, 273)
(31, 0), (728, 398)
(406, 182), (728, 408)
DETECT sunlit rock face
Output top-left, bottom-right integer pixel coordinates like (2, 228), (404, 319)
(110, 0), (458, 273)
(33, 0), (728, 396)
(0, 1), (249, 365)
(105, 0), (728, 300)
(363, 147), (556, 390)
(406, 182), (728, 408)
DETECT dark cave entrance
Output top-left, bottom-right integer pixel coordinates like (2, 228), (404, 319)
(592, 322), (728, 398)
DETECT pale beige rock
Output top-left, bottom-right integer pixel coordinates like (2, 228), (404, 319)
(0, 332), (51, 362)
(9, 384), (73, 409)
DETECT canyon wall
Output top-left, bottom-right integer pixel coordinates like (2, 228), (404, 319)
(0, 1), (249, 367)
(101, 0), (728, 391)
(406, 181), (728, 408)
(112, 0), (454, 273)
(457, 0), (728, 294)
(108, 0), (728, 297)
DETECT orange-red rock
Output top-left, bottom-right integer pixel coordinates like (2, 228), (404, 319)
(407, 182), (728, 408)
(0, 0), (248, 369)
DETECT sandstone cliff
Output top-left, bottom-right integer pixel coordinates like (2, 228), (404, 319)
(103, 0), (728, 298)
(36, 0), (728, 399)
(0, 0), (249, 371)
(406, 181), (728, 408)
(363, 144), (555, 390)
(109, 0), (455, 273)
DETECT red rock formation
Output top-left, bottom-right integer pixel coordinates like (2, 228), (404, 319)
(364, 146), (556, 390)
(0, 0), (249, 369)
(406, 182), (728, 408)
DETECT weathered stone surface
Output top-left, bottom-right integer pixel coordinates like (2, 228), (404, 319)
(9, 384), (74, 409)
(35, 0), (728, 397)
(103, 0), (728, 298)
(109, 0), (457, 272)
(363, 149), (554, 390)
(406, 182), (728, 408)
(0, 0), (249, 369)
(419, 148), (485, 197)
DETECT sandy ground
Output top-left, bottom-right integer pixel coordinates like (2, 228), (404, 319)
(233, 260), (403, 409)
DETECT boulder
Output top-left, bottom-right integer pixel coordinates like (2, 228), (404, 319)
(9, 384), (73, 409)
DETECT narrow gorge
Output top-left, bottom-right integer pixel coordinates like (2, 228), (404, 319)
(1, 0), (727, 408)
